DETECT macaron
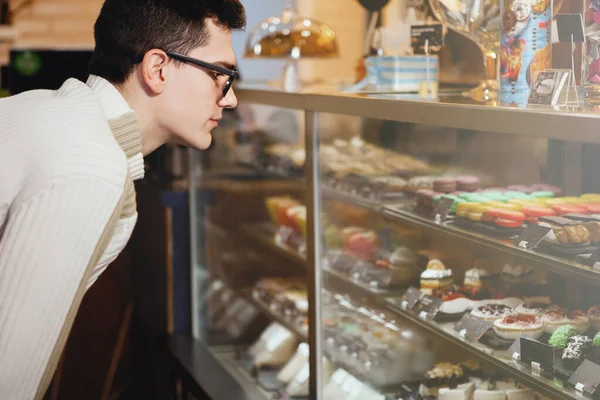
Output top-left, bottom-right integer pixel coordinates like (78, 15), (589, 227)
(552, 204), (589, 216)
(530, 191), (555, 199)
(456, 176), (480, 192)
(531, 184), (563, 196)
(504, 191), (533, 200)
(433, 178), (457, 194)
(521, 205), (555, 218)
(507, 185), (535, 194)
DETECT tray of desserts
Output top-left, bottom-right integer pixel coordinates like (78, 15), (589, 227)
(384, 364), (542, 400)
(250, 277), (308, 336)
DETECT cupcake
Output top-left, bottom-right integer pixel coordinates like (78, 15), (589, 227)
(548, 325), (578, 350)
(420, 259), (453, 295)
(562, 335), (593, 370)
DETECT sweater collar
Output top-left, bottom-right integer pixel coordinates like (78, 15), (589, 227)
(86, 75), (145, 181)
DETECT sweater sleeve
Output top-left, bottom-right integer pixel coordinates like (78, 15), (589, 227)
(0, 175), (124, 400)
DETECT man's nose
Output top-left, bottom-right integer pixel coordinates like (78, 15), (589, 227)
(219, 88), (238, 109)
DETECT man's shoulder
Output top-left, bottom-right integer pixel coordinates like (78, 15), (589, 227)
(0, 79), (128, 187)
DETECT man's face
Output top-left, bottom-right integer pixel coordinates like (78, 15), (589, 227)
(161, 19), (238, 150)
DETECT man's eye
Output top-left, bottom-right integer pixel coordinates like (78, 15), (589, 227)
(212, 72), (223, 81)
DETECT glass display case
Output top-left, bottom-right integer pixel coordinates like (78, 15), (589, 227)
(189, 85), (600, 400)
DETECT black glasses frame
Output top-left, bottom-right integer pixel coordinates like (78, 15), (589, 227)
(134, 51), (238, 97)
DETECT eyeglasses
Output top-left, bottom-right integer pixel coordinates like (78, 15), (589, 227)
(135, 51), (238, 97)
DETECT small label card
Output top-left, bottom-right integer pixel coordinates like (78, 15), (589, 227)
(527, 69), (571, 106)
(515, 224), (552, 249)
(411, 24), (444, 55)
(587, 246), (600, 271)
(568, 360), (600, 398)
(454, 313), (492, 342)
(509, 338), (522, 361)
(432, 196), (455, 224)
(398, 287), (424, 311)
(556, 13), (586, 43)
(520, 337), (555, 371)
(414, 295), (443, 321)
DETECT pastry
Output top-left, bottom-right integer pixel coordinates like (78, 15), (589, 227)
(406, 176), (435, 192)
(265, 196), (301, 226)
(371, 176), (407, 193)
(420, 259), (453, 294)
(588, 305), (600, 329)
(438, 382), (475, 400)
(542, 308), (589, 334)
(417, 189), (441, 208)
(252, 323), (298, 368)
(433, 177), (458, 194)
(464, 259), (498, 288)
(422, 362), (468, 395)
(505, 387), (536, 400)
(548, 325), (578, 350)
(493, 314), (544, 340)
(515, 302), (556, 317)
(562, 335), (593, 370)
(471, 304), (513, 322)
(502, 264), (535, 285)
(277, 343), (309, 383)
(583, 221), (600, 243)
(552, 225), (590, 245)
(343, 230), (378, 261)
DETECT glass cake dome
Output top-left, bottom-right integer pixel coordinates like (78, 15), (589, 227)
(244, 7), (339, 60)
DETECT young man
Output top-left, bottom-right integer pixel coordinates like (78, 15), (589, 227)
(0, 0), (245, 398)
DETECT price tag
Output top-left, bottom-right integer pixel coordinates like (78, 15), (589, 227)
(411, 24), (444, 55)
(555, 14), (586, 42)
(568, 360), (600, 396)
(588, 246), (600, 270)
(399, 287), (424, 311)
(454, 313), (492, 342)
(432, 196), (455, 224)
(520, 337), (555, 371)
(515, 225), (552, 250)
(508, 338), (522, 361)
(414, 295), (443, 321)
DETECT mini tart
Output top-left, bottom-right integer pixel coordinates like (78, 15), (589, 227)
(514, 302), (557, 317)
(587, 305), (600, 329)
(471, 304), (513, 322)
(493, 314), (544, 340)
(542, 309), (589, 334)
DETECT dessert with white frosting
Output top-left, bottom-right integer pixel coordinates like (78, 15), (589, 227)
(514, 302), (557, 317)
(542, 308), (589, 334)
(562, 335), (593, 370)
(493, 314), (544, 340)
(471, 304), (513, 322)
(502, 264), (535, 284)
(420, 259), (453, 294)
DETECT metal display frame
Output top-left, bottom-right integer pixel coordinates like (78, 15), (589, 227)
(189, 84), (600, 400)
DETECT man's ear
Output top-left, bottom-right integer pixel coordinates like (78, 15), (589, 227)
(140, 49), (169, 95)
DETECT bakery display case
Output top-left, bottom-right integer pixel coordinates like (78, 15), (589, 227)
(189, 85), (600, 400)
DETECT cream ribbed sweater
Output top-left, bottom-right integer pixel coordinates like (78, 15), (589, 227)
(0, 75), (144, 399)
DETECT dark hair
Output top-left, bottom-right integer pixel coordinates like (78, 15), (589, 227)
(89, 0), (246, 84)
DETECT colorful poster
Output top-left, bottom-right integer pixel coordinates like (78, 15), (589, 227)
(500, 0), (552, 105)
